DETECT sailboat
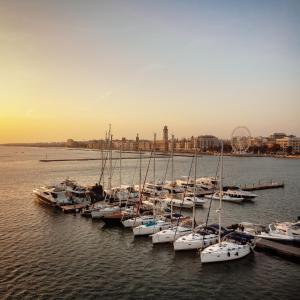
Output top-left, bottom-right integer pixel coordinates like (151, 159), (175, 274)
(173, 150), (218, 250)
(122, 149), (155, 228)
(102, 143), (138, 225)
(200, 142), (252, 263)
(152, 136), (193, 244)
(133, 134), (171, 236)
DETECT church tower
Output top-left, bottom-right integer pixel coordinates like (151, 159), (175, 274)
(163, 125), (169, 152)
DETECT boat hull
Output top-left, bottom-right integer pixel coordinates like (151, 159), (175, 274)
(133, 223), (171, 236)
(174, 234), (218, 251)
(152, 228), (192, 244)
(201, 242), (251, 263)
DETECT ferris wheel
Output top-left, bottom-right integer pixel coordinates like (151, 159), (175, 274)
(231, 126), (252, 154)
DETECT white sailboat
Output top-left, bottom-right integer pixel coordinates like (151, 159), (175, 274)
(201, 142), (252, 263)
(133, 134), (171, 236)
(152, 136), (193, 244)
(173, 151), (218, 251)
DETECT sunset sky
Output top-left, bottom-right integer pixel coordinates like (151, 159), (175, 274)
(0, 0), (299, 143)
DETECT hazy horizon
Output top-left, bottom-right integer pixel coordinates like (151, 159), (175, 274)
(1, 0), (299, 143)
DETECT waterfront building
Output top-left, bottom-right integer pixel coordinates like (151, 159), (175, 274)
(270, 132), (287, 140)
(276, 137), (300, 153)
(196, 135), (219, 151)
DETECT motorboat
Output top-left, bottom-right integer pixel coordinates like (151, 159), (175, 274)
(33, 179), (91, 206)
(196, 177), (217, 190)
(205, 192), (244, 203)
(257, 223), (300, 242)
(223, 187), (257, 200)
(274, 219), (300, 236)
(166, 196), (206, 209)
(228, 222), (265, 236)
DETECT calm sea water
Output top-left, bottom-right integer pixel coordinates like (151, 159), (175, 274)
(0, 146), (299, 299)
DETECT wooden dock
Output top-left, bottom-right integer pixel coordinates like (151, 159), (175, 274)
(240, 181), (284, 191)
(255, 238), (300, 261)
(60, 203), (87, 213)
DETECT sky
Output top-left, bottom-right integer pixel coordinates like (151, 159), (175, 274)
(0, 0), (299, 143)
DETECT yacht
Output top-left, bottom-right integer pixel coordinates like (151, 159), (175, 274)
(205, 192), (244, 203)
(166, 196), (206, 208)
(274, 219), (300, 236)
(223, 187), (257, 200)
(33, 179), (90, 206)
(196, 177), (217, 190)
(257, 223), (300, 242)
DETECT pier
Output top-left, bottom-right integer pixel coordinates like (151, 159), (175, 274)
(240, 181), (284, 191)
(60, 203), (87, 213)
(255, 238), (300, 261)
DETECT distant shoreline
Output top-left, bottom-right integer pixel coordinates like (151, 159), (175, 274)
(1, 144), (299, 159)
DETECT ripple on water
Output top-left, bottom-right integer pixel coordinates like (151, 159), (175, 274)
(1, 147), (300, 299)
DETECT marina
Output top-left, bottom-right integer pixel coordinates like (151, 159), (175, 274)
(1, 146), (299, 299)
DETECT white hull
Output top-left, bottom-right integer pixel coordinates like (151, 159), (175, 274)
(201, 241), (251, 263)
(173, 233), (218, 251)
(152, 226), (192, 244)
(133, 221), (171, 236)
(205, 194), (244, 203)
(257, 232), (299, 242)
(122, 216), (155, 228)
(91, 206), (122, 219)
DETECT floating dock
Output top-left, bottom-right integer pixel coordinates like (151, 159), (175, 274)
(60, 203), (87, 213)
(240, 181), (284, 191)
(255, 238), (300, 261)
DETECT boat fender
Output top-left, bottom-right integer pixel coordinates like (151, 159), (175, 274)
(227, 252), (230, 257)
(235, 252), (239, 256)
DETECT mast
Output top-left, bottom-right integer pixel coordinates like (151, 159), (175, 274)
(108, 124), (112, 194)
(218, 140), (224, 246)
(171, 135), (174, 219)
(119, 143), (122, 207)
(139, 149), (142, 206)
(153, 133), (156, 184)
(192, 147), (197, 229)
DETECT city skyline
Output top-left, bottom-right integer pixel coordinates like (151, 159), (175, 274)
(1, 0), (300, 143)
